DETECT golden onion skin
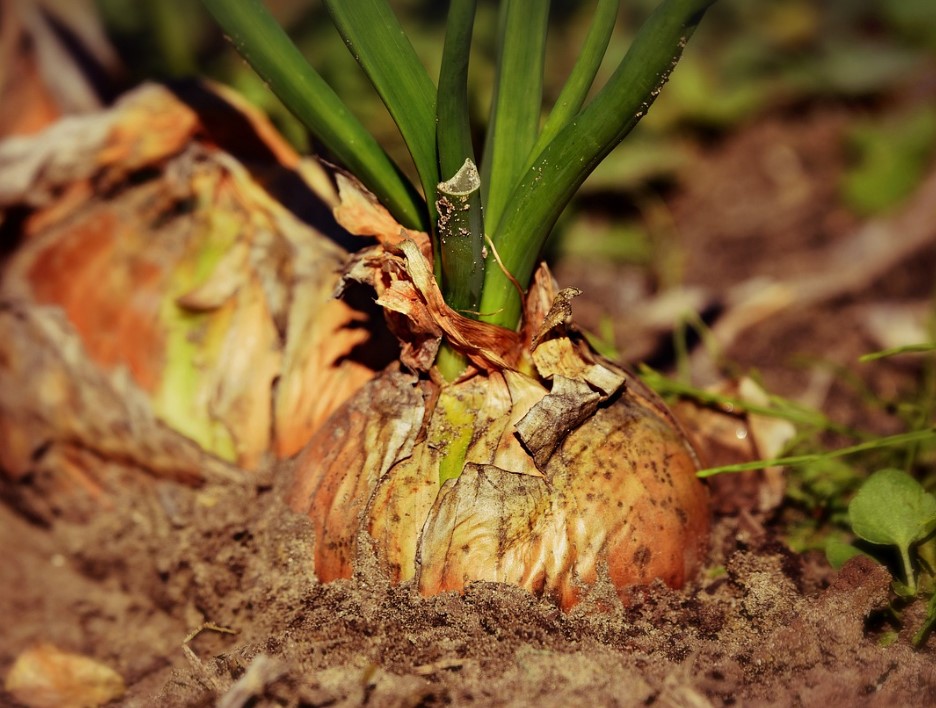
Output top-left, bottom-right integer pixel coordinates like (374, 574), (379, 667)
(290, 366), (709, 610)
(417, 378), (708, 609)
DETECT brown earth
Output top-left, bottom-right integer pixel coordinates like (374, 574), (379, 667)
(3, 101), (936, 706)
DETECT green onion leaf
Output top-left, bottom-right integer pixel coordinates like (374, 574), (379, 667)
(436, 0), (485, 313)
(323, 0), (439, 225)
(482, 0), (716, 329)
(200, 0), (426, 230)
(438, 159), (485, 317)
(437, 0), (480, 181)
(530, 0), (620, 161)
(480, 0), (551, 237)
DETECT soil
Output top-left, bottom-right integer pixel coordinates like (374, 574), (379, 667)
(3, 101), (936, 705)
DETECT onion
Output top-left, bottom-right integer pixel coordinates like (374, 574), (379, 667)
(289, 185), (709, 608)
(0, 83), (380, 488)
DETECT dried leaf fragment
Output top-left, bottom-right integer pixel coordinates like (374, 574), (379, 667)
(4, 643), (125, 708)
(531, 286), (582, 350)
(514, 375), (602, 470)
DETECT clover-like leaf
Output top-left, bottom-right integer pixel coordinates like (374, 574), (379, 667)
(848, 468), (936, 594)
(849, 469), (936, 548)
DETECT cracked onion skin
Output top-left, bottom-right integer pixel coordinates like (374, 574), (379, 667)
(425, 393), (709, 609)
(287, 180), (709, 610)
(289, 333), (710, 611)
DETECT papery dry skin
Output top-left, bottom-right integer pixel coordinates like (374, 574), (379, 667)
(530, 286), (583, 350)
(395, 239), (521, 372)
(273, 292), (374, 459)
(514, 375), (603, 468)
(0, 0), (119, 138)
(416, 464), (557, 595)
(0, 86), (199, 213)
(0, 83), (377, 477)
(333, 176), (524, 373)
(0, 303), (241, 486)
(544, 397), (709, 608)
(289, 367), (544, 583)
(363, 372), (539, 583)
(4, 643), (125, 708)
(338, 234), (521, 373)
(333, 173), (430, 255)
(290, 235), (710, 609)
(486, 371), (549, 477)
(294, 355), (709, 609)
(288, 370), (428, 581)
(1, 152), (287, 470)
(417, 371), (707, 610)
(0, 1), (59, 137)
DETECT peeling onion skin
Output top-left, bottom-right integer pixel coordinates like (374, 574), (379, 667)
(420, 395), (709, 609)
(289, 365), (709, 610)
(288, 370), (429, 582)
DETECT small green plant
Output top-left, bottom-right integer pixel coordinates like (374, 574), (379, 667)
(652, 321), (936, 642)
(827, 469), (936, 645)
(845, 469), (936, 595)
(200, 0), (715, 379)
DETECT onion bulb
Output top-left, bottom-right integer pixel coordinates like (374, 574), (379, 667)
(289, 181), (709, 609)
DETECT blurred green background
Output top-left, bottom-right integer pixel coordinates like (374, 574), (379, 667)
(92, 0), (936, 257)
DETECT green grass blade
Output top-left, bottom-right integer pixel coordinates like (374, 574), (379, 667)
(436, 0), (485, 315)
(859, 343), (936, 362)
(481, 0), (716, 329)
(530, 0), (619, 161)
(697, 428), (936, 478)
(323, 0), (439, 223)
(479, 0), (551, 236)
(200, 0), (426, 230)
(638, 365), (864, 438)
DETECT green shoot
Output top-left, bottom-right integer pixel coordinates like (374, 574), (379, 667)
(528, 0), (620, 165)
(479, 0), (550, 238)
(200, 0), (427, 232)
(859, 343), (936, 362)
(435, 159), (484, 381)
(437, 160), (485, 318)
(202, 0), (718, 341)
(321, 0), (440, 229)
(480, 0), (717, 328)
